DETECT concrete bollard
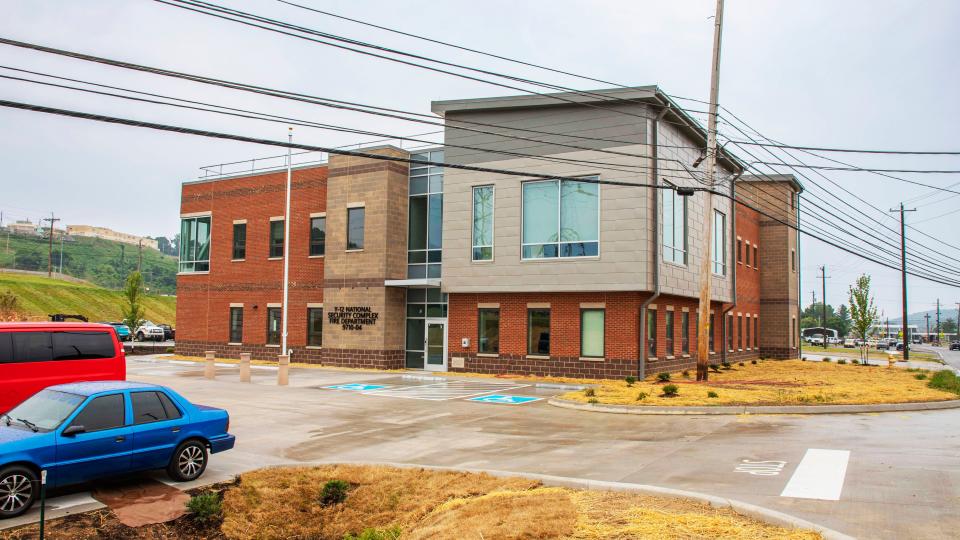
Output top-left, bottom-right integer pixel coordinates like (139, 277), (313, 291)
(277, 354), (290, 386)
(239, 353), (252, 383)
(204, 351), (216, 379)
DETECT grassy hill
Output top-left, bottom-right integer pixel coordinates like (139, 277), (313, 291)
(0, 273), (176, 325)
(0, 233), (177, 294)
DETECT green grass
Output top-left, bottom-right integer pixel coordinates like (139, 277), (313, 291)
(0, 273), (175, 324)
(927, 370), (960, 396)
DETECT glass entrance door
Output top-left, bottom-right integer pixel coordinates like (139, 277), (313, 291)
(425, 319), (447, 372)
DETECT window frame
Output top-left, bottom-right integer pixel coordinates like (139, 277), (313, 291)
(130, 391), (172, 425)
(67, 393), (125, 434)
(661, 183), (688, 266)
(737, 315), (743, 350)
(471, 185), (495, 262)
(269, 219), (285, 259)
(647, 309), (657, 358)
(580, 308), (605, 359)
(178, 215), (211, 273)
(526, 308), (551, 356)
(477, 308), (500, 354)
(347, 207), (365, 251)
(309, 216), (326, 257)
(681, 311), (690, 355)
(665, 310), (675, 357)
(753, 245), (759, 270)
(232, 222), (246, 261)
(266, 307), (282, 346)
(520, 177), (600, 260)
(712, 210), (726, 275)
(307, 307), (323, 347)
(229, 307), (243, 344)
(737, 238), (743, 264)
(754, 317), (759, 348)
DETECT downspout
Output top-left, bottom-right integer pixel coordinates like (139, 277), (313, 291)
(639, 104), (670, 380)
(796, 193), (802, 359)
(720, 170), (741, 364)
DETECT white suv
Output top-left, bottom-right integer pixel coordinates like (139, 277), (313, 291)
(134, 320), (166, 341)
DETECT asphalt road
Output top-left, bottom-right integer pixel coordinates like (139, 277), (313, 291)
(6, 355), (959, 539)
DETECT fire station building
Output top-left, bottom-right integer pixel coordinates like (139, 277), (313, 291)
(175, 86), (802, 379)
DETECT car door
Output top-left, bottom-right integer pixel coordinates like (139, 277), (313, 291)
(54, 393), (132, 486)
(129, 390), (187, 470)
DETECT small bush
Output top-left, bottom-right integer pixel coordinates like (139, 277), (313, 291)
(707, 391), (719, 398)
(320, 479), (350, 507)
(801, 357), (807, 361)
(588, 397), (599, 404)
(721, 361), (731, 369)
(682, 370), (691, 378)
(852, 359), (860, 365)
(583, 388), (596, 397)
(186, 492), (222, 523)
(822, 357), (832, 363)
(625, 376), (636, 386)
(344, 527), (402, 540)
(709, 363), (721, 372)
(636, 391), (648, 401)
(837, 359), (847, 365)
(738, 362), (745, 367)
(928, 371), (960, 395)
(657, 372), (671, 382)
(751, 359), (758, 365)
(914, 373), (927, 380)
(662, 384), (679, 397)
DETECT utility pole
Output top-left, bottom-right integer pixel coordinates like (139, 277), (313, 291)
(936, 299), (941, 345)
(889, 203), (915, 359)
(281, 127), (293, 357)
(41, 213), (59, 278)
(818, 265), (830, 348)
(137, 239), (143, 273)
(58, 232), (64, 275)
(695, 0), (725, 382)
(925, 313), (931, 343)
(811, 290), (817, 306)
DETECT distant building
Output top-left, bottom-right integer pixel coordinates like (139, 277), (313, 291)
(66, 225), (159, 250)
(6, 220), (42, 236)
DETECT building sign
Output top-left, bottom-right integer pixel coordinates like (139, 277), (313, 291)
(328, 306), (380, 330)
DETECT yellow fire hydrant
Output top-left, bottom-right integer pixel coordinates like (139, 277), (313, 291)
(887, 352), (897, 368)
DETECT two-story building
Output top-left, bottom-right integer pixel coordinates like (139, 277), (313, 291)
(175, 86), (802, 379)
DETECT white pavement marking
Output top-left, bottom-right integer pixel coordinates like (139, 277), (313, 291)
(362, 380), (528, 401)
(780, 448), (850, 501)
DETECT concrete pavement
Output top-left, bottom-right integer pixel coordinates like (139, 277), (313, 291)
(7, 355), (960, 539)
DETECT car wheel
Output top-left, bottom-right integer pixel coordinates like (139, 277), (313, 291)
(0, 465), (38, 519)
(167, 440), (208, 482)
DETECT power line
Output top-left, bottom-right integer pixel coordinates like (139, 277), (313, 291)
(727, 140), (960, 156)
(751, 162), (960, 176)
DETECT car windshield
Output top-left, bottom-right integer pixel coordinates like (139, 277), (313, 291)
(5, 390), (86, 431)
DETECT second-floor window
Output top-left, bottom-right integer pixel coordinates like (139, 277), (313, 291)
(521, 178), (599, 259)
(347, 207), (365, 250)
(232, 223), (246, 260)
(472, 185), (494, 261)
(269, 219), (284, 258)
(310, 217), (325, 256)
(712, 210), (726, 275)
(179, 216), (210, 273)
(662, 184), (687, 265)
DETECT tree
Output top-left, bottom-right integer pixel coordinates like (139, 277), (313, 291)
(848, 274), (878, 363)
(832, 304), (852, 337)
(122, 271), (146, 332)
(943, 318), (958, 335)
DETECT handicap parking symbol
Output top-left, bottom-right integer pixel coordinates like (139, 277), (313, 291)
(324, 383), (389, 391)
(467, 394), (541, 404)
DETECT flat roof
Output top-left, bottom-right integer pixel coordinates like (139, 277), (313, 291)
(739, 173), (804, 193)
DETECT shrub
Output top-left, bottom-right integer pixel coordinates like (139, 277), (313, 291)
(709, 364), (721, 372)
(837, 359), (847, 365)
(738, 362), (745, 367)
(707, 391), (719, 398)
(682, 370), (691, 378)
(657, 372), (671, 382)
(320, 479), (350, 507)
(583, 388), (596, 397)
(625, 376), (636, 387)
(588, 397), (599, 404)
(636, 392), (648, 401)
(662, 384), (679, 397)
(928, 371), (960, 395)
(801, 357), (807, 361)
(751, 360), (757, 365)
(166, 347), (175, 354)
(186, 492), (222, 523)
(852, 359), (860, 365)
(914, 373), (927, 380)
(822, 357), (831, 363)
(721, 361), (731, 369)
(344, 527), (402, 540)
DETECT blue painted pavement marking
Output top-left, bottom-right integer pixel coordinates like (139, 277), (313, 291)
(324, 383), (390, 391)
(467, 394), (542, 404)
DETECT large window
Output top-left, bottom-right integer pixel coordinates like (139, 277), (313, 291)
(404, 288), (447, 369)
(478, 308), (499, 354)
(232, 222), (246, 260)
(179, 216), (210, 272)
(269, 219), (284, 258)
(68, 394), (124, 433)
(229, 307), (243, 344)
(472, 185), (494, 261)
(581, 309), (604, 358)
(266, 307), (281, 345)
(712, 211), (726, 275)
(661, 184), (687, 265)
(665, 311), (675, 356)
(647, 309), (657, 357)
(681, 311), (690, 355)
(522, 178), (599, 259)
(52, 332), (114, 360)
(307, 308), (323, 347)
(408, 149), (443, 278)
(310, 217), (325, 256)
(527, 309), (551, 355)
(347, 207), (365, 250)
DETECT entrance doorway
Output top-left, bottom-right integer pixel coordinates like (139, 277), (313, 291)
(425, 319), (447, 372)
(403, 287), (448, 371)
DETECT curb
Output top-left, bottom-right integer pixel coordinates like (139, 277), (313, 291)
(290, 461), (855, 540)
(401, 373), (590, 391)
(548, 397), (960, 415)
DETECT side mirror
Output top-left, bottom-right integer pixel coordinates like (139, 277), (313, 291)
(62, 425), (85, 437)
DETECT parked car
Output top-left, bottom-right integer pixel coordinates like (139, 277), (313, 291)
(842, 338), (857, 348)
(0, 381), (235, 519)
(895, 341), (905, 351)
(159, 324), (175, 341)
(100, 321), (131, 342)
(876, 339), (892, 350)
(133, 320), (165, 342)
(0, 323), (126, 413)
(809, 336), (824, 346)
(949, 341), (960, 351)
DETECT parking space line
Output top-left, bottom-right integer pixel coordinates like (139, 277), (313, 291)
(362, 380), (528, 401)
(780, 448), (850, 501)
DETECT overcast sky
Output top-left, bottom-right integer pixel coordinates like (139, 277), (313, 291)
(1, 0), (958, 318)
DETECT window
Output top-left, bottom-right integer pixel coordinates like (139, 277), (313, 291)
(269, 220), (285, 258)
(52, 332), (114, 360)
(681, 312), (690, 355)
(310, 217), (326, 256)
(712, 210), (726, 275)
(307, 308), (323, 347)
(527, 309), (550, 355)
(522, 178), (599, 259)
(745, 242), (751, 266)
(753, 246), (758, 270)
(647, 309), (657, 357)
(792, 317), (797, 348)
(727, 314), (734, 351)
(754, 317), (759, 348)
(478, 308), (500, 354)
(661, 184), (687, 265)
(69, 394), (124, 432)
(408, 149), (443, 278)
(229, 307), (243, 343)
(266, 307), (282, 345)
(737, 238), (743, 263)
(10, 332), (52, 362)
(791, 249), (796, 272)
(232, 223), (246, 260)
(131, 391), (170, 425)
(0, 333), (10, 361)
(737, 315), (743, 349)
(157, 392), (182, 420)
(581, 309), (604, 358)
(347, 207), (365, 250)
(472, 185), (494, 261)
(746, 316), (751, 349)
(665, 311), (675, 356)
(404, 288), (447, 368)
(708, 313), (715, 352)
(179, 216), (210, 272)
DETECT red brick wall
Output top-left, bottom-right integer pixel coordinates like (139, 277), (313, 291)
(176, 166), (327, 360)
(727, 202), (762, 362)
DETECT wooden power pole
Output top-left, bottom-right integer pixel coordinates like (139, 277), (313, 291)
(889, 202), (915, 359)
(41, 213), (59, 278)
(696, 0), (726, 381)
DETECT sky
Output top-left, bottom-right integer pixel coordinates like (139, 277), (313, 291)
(1, 0), (958, 317)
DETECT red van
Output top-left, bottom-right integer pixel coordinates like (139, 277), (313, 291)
(0, 322), (126, 413)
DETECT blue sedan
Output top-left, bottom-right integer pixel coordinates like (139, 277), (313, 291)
(0, 381), (235, 518)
